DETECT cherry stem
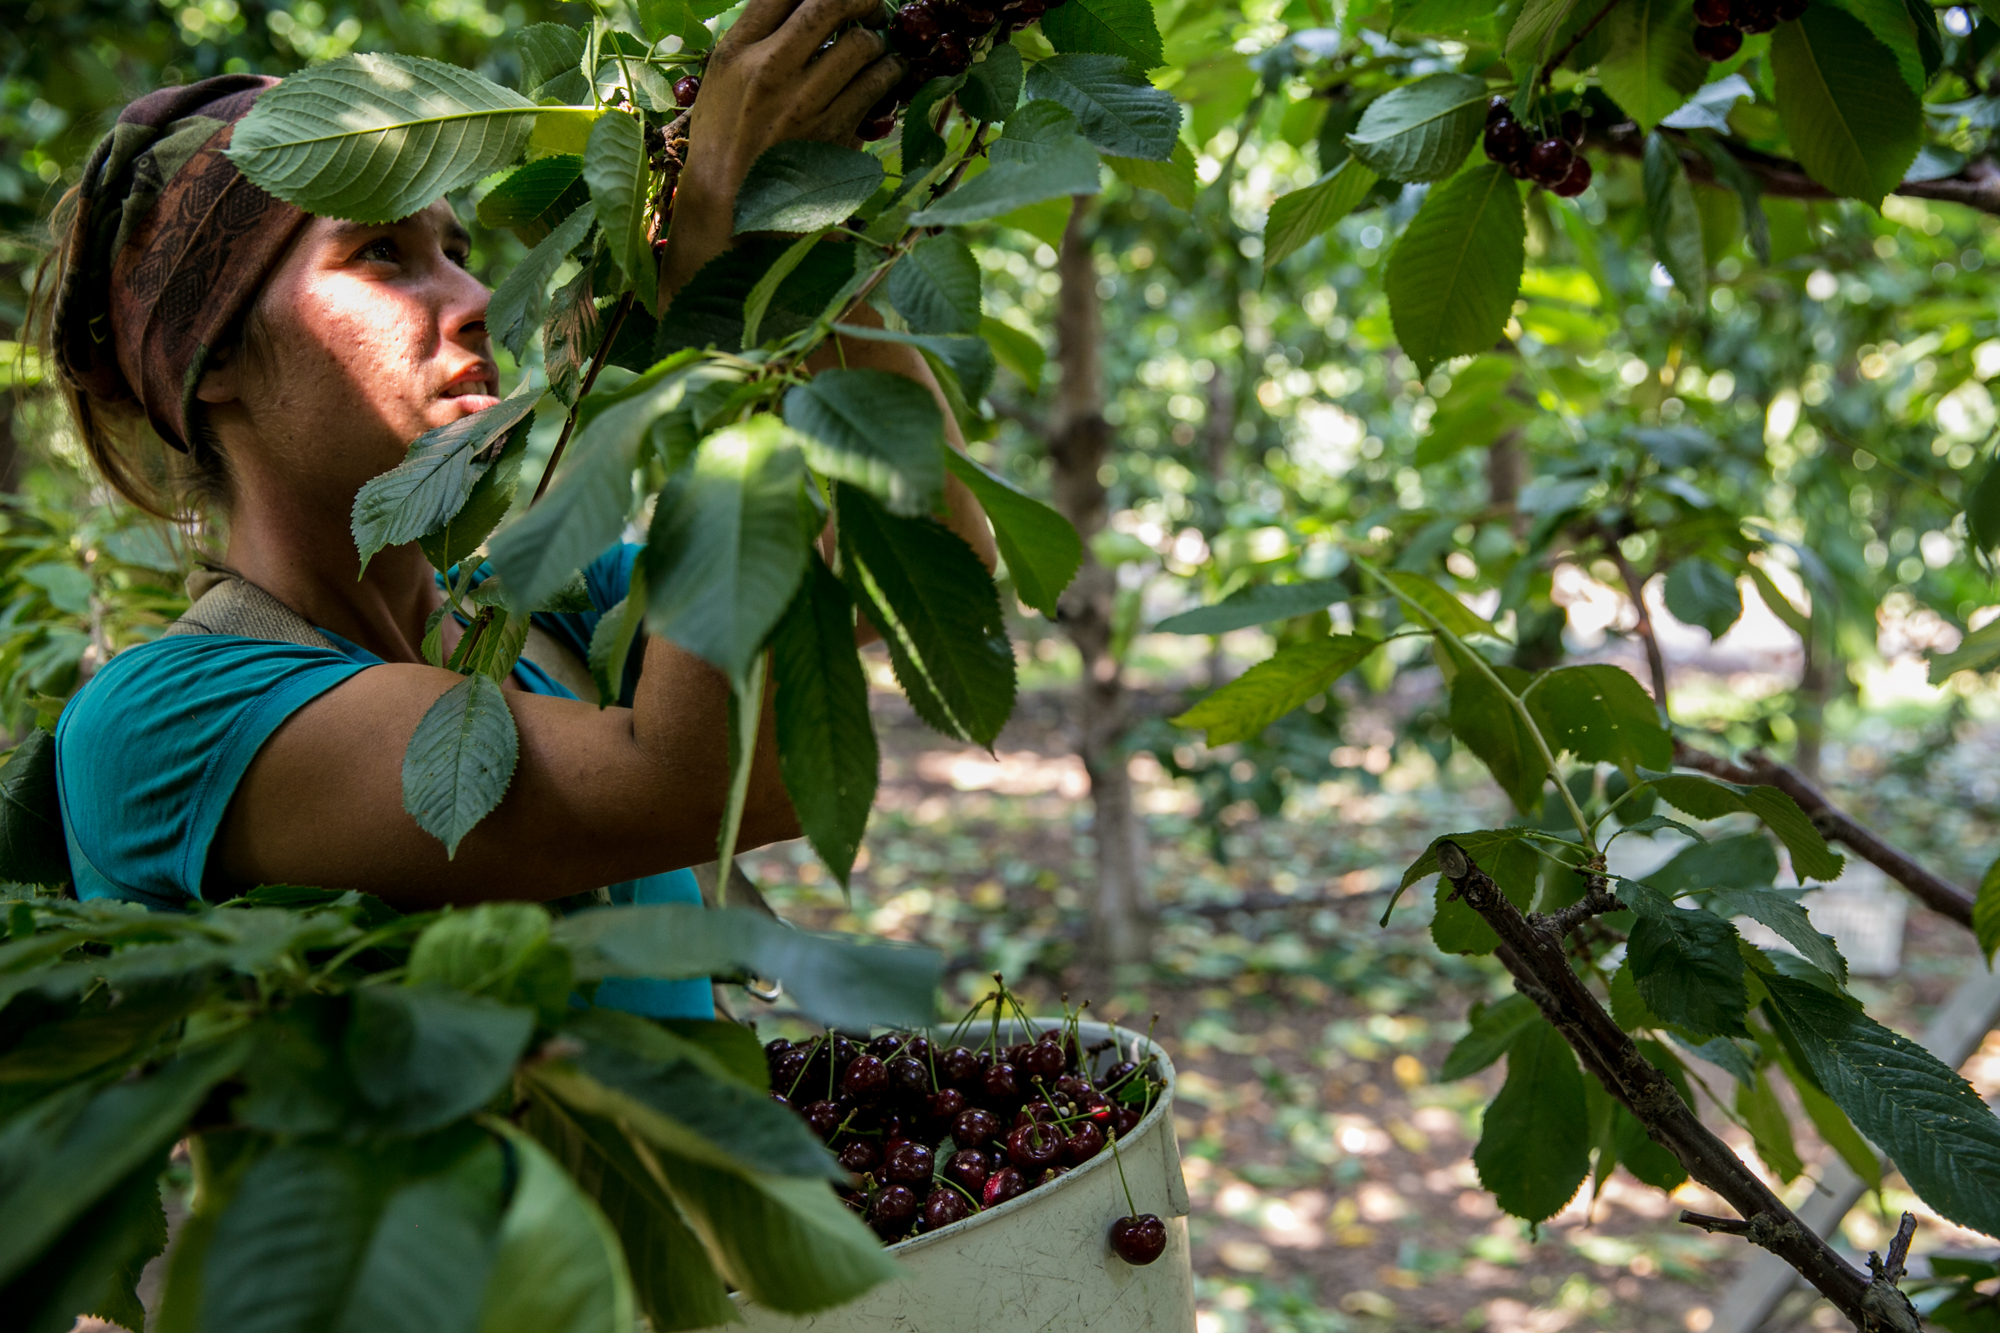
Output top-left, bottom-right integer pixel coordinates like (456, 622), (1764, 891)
(1107, 1125), (1139, 1217)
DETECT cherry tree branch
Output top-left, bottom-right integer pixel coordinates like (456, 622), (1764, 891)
(1670, 741), (1978, 930)
(1439, 841), (1923, 1333)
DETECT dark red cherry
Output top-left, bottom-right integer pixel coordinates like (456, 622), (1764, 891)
(1022, 1041), (1065, 1079)
(1063, 1120), (1106, 1165)
(889, 1056), (932, 1098)
(1692, 0), (1734, 23)
(943, 1149), (989, 1193)
(672, 75), (701, 108)
(1007, 1123), (1062, 1172)
(983, 1062), (1021, 1104)
(764, 1037), (792, 1063)
(838, 1139), (881, 1174)
(803, 1099), (843, 1139)
(869, 1184), (919, 1237)
(961, 0), (998, 25)
(1101, 1060), (1138, 1090)
(843, 1055), (890, 1102)
(1737, 0), (1779, 32)
(1055, 1075), (1092, 1102)
(1483, 117), (1529, 166)
(1486, 94), (1512, 124)
(1560, 108), (1584, 145)
(933, 31), (971, 73)
(1525, 137), (1575, 186)
(941, 1046), (981, 1088)
(831, 1035), (860, 1066)
(982, 1166), (1026, 1207)
(774, 1049), (811, 1091)
(1037, 1165), (1069, 1187)
(1110, 1214), (1167, 1265)
(866, 1034), (901, 1059)
(926, 1088), (967, 1126)
(921, 1187), (974, 1231)
(1775, 0), (1806, 16)
(883, 1140), (935, 1185)
(1692, 23), (1743, 59)
(1112, 1105), (1142, 1138)
(903, 1036), (932, 1063)
(952, 1106), (1001, 1147)
(1552, 154), (1592, 197)
(859, 113), (897, 141)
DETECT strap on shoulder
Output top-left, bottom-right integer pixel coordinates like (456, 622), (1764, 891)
(164, 570), (336, 650)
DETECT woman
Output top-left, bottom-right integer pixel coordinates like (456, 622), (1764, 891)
(34, 0), (995, 1019)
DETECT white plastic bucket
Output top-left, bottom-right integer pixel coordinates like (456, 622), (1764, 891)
(721, 1019), (1195, 1332)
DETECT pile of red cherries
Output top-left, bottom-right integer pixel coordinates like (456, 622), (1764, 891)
(1693, 0), (1810, 61)
(767, 1012), (1167, 1263)
(1482, 97), (1591, 197)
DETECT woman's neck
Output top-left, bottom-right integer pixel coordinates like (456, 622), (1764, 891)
(219, 472), (441, 663)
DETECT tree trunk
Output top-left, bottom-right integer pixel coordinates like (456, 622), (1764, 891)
(1047, 196), (1149, 967)
(1796, 633), (1830, 782)
(1202, 364), (1234, 693)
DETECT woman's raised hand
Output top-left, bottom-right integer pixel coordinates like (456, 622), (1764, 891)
(660, 0), (905, 301)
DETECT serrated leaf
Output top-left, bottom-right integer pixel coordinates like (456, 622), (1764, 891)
(887, 233), (983, 335)
(940, 451), (1080, 618)
(1041, 0), (1165, 68)
(1432, 837), (1541, 955)
(1712, 887), (1848, 983)
(583, 111), (653, 306)
(1524, 663), (1672, 773)
(742, 229), (833, 349)
(1388, 828), (1527, 925)
(1023, 55), (1181, 160)
(0, 730), (70, 885)
(1385, 569), (1493, 639)
(353, 392), (542, 573)
(518, 23), (585, 93)
(784, 368), (945, 517)
(333, 1144), (504, 1333)
(477, 156), (586, 234)
(734, 142), (885, 233)
(6, 1147), (169, 1333)
(1105, 140), (1198, 209)
(1385, 162), (1526, 378)
(542, 265), (598, 407)
(644, 417), (810, 681)
(489, 201), (595, 362)
(899, 75), (967, 196)
(1597, 0), (1707, 132)
(836, 484), (1015, 746)
(1664, 555), (1742, 637)
(1623, 880), (1749, 1038)
(1976, 854), (2000, 965)
(1764, 973), (2000, 1240)
(1345, 73), (1488, 184)
(1828, 0), (1928, 93)
(1440, 644), (1545, 816)
(908, 142), (1102, 224)
(1440, 993), (1540, 1081)
(962, 44), (1025, 120)
(479, 1123), (638, 1333)
(830, 322), (995, 406)
(1736, 1064), (1806, 1182)
(1154, 578), (1345, 635)
(771, 560), (877, 885)
(1645, 771), (1845, 881)
(1473, 1019), (1590, 1223)
(980, 315), (1045, 393)
(229, 54), (537, 223)
(1771, 4), (1923, 208)
(1642, 132), (1707, 307)
(420, 429), (528, 575)
(659, 237), (859, 355)
(1929, 618), (2000, 683)
(1171, 635), (1381, 746)
(587, 584), (647, 709)
(402, 674), (521, 857)
(1646, 833), (1778, 895)
(1264, 158), (1379, 271)
(1506, 0), (1580, 65)
(1765, 1030), (1882, 1186)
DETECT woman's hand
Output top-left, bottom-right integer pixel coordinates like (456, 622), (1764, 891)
(660, 0), (906, 303)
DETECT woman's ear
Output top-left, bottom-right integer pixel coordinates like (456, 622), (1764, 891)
(194, 344), (242, 405)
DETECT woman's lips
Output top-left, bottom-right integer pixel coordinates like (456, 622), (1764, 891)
(441, 377), (500, 415)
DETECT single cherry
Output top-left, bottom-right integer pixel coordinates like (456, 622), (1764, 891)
(1560, 108), (1584, 145)
(764, 1037), (792, 1062)
(921, 1188), (974, 1231)
(1552, 154), (1592, 198)
(843, 1054), (890, 1102)
(672, 74), (701, 108)
(1525, 137), (1574, 186)
(1736, 0), (1778, 32)
(869, 1184), (919, 1237)
(1482, 117), (1528, 167)
(774, 1048), (810, 1091)
(1112, 1105), (1142, 1138)
(943, 1149), (989, 1194)
(983, 1166), (1026, 1207)
(953, 1106), (1001, 1147)
(1693, 23), (1743, 59)
(831, 1035), (859, 1066)
(838, 1139), (881, 1174)
(926, 1088), (967, 1127)
(1101, 1060), (1138, 1090)
(883, 1140), (935, 1186)
(1486, 94), (1511, 124)
(889, 1055), (932, 1098)
(1054, 1074), (1092, 1102)
(1692, 0), (1733, 23)
(1023, 1040), (1065, 1079)
(941, 1046), (981, 1088)
(866, 1033), (902, 1059)
(803, 1099), (844, 1140)
(982, 1061), (1021, 1104)
(1110, 1214), (1167, 1265)
(1007, 1123), (1062, 1173)
(1063, 1120), (1107, 1165)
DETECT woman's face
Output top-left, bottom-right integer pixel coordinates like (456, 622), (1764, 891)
(200, 199), (500, 492)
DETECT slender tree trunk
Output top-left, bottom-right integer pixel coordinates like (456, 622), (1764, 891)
(1796, 633), (1830, 782)
(1487, 429), (1525, 532)
(1202, 366), (1234, 693)
(1048, 196), (1148, 966)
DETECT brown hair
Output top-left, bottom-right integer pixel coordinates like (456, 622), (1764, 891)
(26, 184), (249, 521)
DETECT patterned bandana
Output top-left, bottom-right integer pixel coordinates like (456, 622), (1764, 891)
(54, 75), (309, 452)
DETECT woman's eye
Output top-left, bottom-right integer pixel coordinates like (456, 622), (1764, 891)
(447, 248), (472, 270)
(357, 238), (398, 264)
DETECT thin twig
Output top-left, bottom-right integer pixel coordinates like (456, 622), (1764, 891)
(531, 291), (635, 505)
(1534, 881), (1623, 938)
(1606, 543), (1669, 716)
(1543, 0), (1620, 84)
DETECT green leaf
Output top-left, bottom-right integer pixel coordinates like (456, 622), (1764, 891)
(907, 143), (1102, 224)
(830, 322), (996, 405)
(1711, 887), (1847, 983)
(1736, 1065), (1806, 1182)
(716, 653), (767, 867)
(332, 1139), (506, 1333)
(1766, 1032), (1882, 1186)
(980, 315), (1044, 392)
(1967, 454), (2000, 554)
(420, 417), (530, 575)
(1345, 73), (1488, 184)
(1385, 569), (1494, 639)
(1645, 772), (1846, 881)
(1385, 162), (1526, 378)
(1105, 141), (1198, 209)
(1440, 992), (1540, 1081)
(582, 111), (652, 305)
(409, 902), (575, 1021)
(478, 1123), (638, 1333)
(887, 233), (983, 335)
(352, 392), (542, 573)
(742, 229), (833, 349)
(567, 1046), (842, 1180)
(1764, 973), (2000, 1240)
(734, 142), (886, 233)
(1646, 833), (1777, 895)
(1828, 0), (1928, 93)
(1929, 618), (2000, 683)
(4, 1147), (169, 1333)
(1770, 4), (1923, 207)
(771, 560), (878, 886)
(588, 584), (648, 708)
(1473, 1019), (1590, 1223)
(1506, 0), (1580, 64)
(1643, 132), (1707, 307)
(0, 1040), (244, 1287)
(1977, 855), (2000, 965)
(552, 904), (942, 1030)
(347, 988), (535, 1135)
(1441, 646), (1546, 816)
(1612, 1039), (1692, 1190)
(899, 75), (967, 193)
(542, 266), (598, 407)
(962, 44), (1025, 120)
(489, 359), (697, 610)
(1154, 578), (1345, 635)
(229, 55), (538, 223)
(660, 238), (859, 354)
(1524, 664), (1672, 773)
(518, 23), (585, 93)
(476, 156), (585, 235)
(1623, 881), (1749, 1038)
(1663, 556), (1742, 637)
(836, 484), (1015, 745)
(0, 730), (70, 886)
(401, 673), (522, 858)
(1023, 55), (1182, 160)
(488, 201), (595, 362)
(1431, 836), (1540, 955)
(1042, 0), (1165, 67)
(199, 1145), (377, 1333)
(643, 416), (810, 682)
(1263, 158), (1379, 271)
(1596, 0), (1707, 133)
(940, 451), (1080, 618)
(1171, 635), (1381, 746)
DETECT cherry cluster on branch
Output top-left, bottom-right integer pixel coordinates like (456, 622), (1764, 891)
(1693, 0), (1810, 60)
(1483, 96), (1592, 196)
(860, 0), (1070, 137)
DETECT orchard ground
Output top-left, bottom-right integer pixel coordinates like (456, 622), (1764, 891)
(742, 622), (2000, 1333)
